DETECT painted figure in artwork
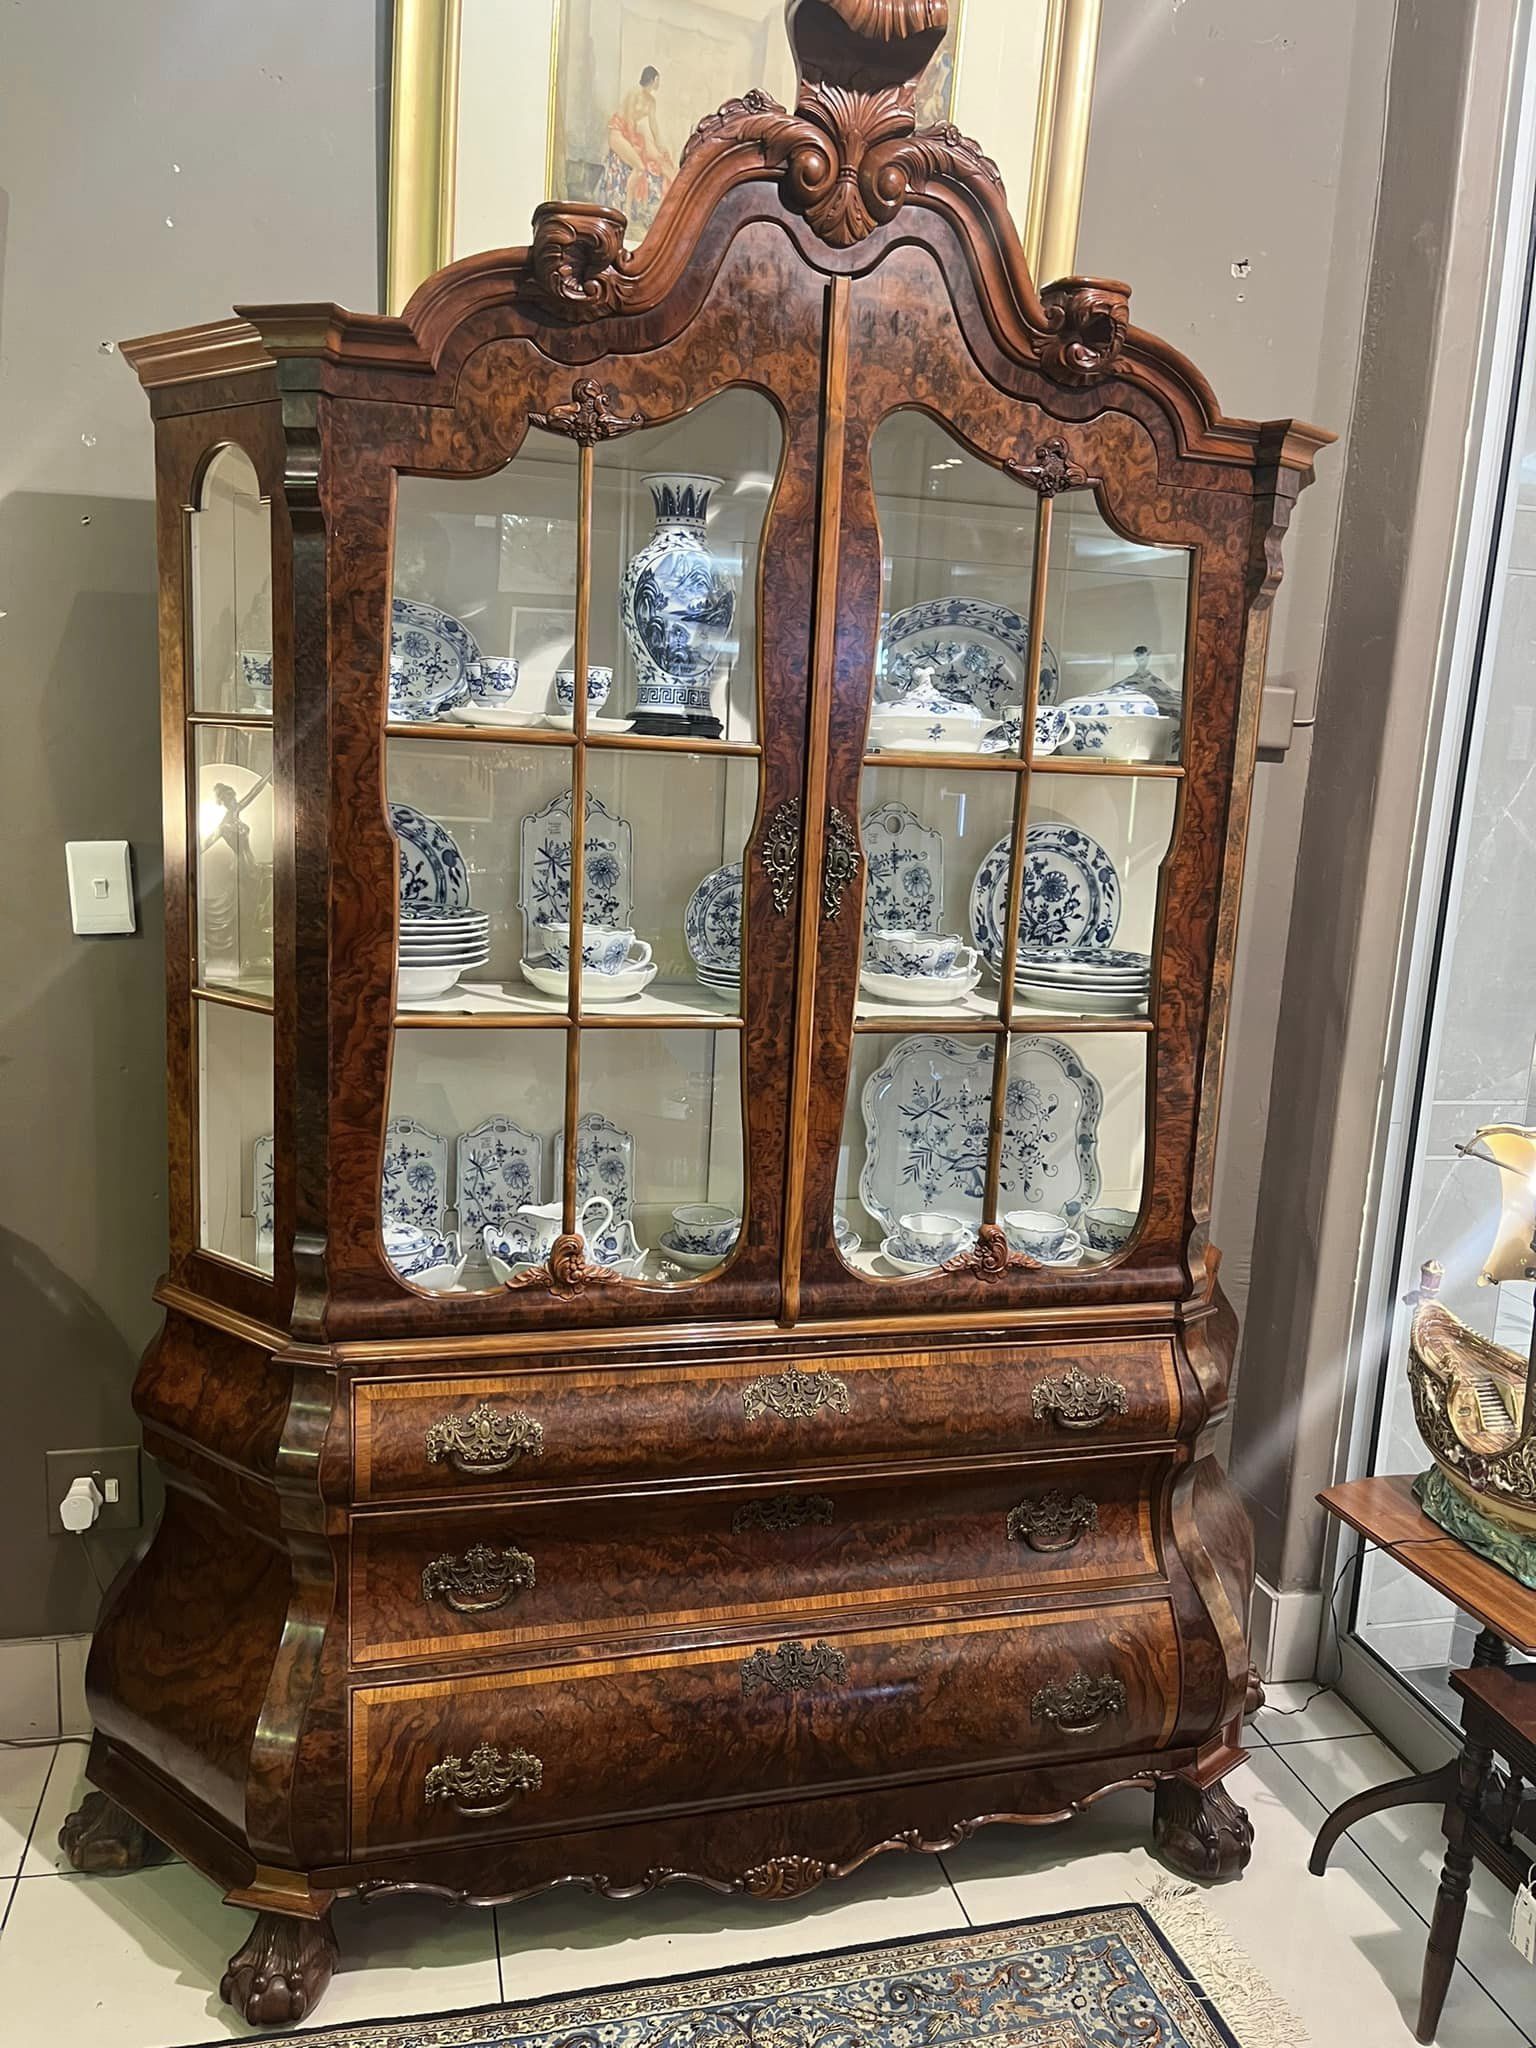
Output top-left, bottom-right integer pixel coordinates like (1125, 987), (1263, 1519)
(594, 64), (677, 228)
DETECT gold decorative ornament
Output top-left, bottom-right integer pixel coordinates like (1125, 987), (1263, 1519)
(423, 1403), (545, 1474)
(1030, 1673), (1126, 1733)
(1031, 1367), (1128, 1430)
(1006, 1490), (1099, 1553)
(423, 1742), (543, 1815)
(740, 1638), (849, 1696)
(420, 1543), (536, 1613)
(731, 1493), (836, 1534)
(761, 795), (803, 915)
(821, 806), (862, 920)
(741, 1364), (851, 1422)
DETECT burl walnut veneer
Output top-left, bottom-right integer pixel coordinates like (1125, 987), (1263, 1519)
(74, 0), (1329, 2023)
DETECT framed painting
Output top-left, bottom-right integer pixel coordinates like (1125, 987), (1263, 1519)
(387, 0), (1102, 313)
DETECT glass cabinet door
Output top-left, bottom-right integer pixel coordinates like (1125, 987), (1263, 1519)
(381, 386), (788, 1303)
(817, 414), (1188, 1298)
(187, 444), (276, 1273)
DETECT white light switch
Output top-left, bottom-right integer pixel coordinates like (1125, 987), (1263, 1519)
(66, 840), (136, 934)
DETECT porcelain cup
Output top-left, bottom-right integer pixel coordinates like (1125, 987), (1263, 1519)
(1082, 1205), (1137, 1253)
(239, 649), (274, 696)
(537, 922), (652, 976)
(865, 929), (975, 979)
(515, 1195), (614, 1262)
(670, 1201), (740, 1255)
(887, 1209), (969, 1264)
(554, 665), (613, 713)
(1001, 1208), (1080, 1261)
(468, 654), (519, 705)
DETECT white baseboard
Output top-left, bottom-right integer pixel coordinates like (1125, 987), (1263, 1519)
(1249, 1577), (1327, 1684)
(0, 1634), (91, 1742)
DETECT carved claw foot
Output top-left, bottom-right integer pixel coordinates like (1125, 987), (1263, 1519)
(220, 1910), (339, 2027)
(1152, 1774), (1254, 1881)
(58, 1790), (172, 1873)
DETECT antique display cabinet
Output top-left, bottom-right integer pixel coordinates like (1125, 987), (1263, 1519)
(67, 0), (1329, 2024)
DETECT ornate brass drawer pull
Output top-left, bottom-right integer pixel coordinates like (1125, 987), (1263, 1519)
(1031, 1367), (1128, 1431)
(732, 1493), (835, 1535)
(821, 804), (861, 920)
(1031, 1673), (1127, 1736)
(761, 795), (802, 915)
(1007, 1490), (1099, 1553)
(741, 1638), (848, 1697)
(424, 1402), (544, 1474)
(741, 1364), (850, 1422)
(423, 1741), (543, 1817)
(420, 1543), (535, 1613)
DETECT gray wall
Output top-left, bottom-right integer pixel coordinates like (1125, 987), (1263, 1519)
(0, 0), (382, 1639)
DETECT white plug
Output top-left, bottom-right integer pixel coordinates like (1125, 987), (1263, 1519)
(59, 1474), (104, 1533)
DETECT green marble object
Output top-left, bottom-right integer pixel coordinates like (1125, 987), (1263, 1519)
(1414, 1464), (1536, 1590)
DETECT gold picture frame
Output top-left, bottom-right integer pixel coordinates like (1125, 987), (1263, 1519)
(387, 0), (1101, 316)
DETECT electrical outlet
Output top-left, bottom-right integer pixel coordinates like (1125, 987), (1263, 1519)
(45, 1446), (142, 1536)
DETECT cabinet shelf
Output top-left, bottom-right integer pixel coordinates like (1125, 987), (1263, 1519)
(387, 721), (763, 759)
(394, 978), (743, 1028)
(850, 1009), (1153, 1035)
(193, 982), (274, 1015)
(862, 750), (1183, 778)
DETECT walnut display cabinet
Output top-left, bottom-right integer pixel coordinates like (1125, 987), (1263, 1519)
(71, 1), (1329, 2024)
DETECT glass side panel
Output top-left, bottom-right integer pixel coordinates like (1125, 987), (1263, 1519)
(580, 1028), (744, 1284)
(870, 410), (1046, 761)
(1044, 492), (1187, 765)
(193, 724), (274, 997)
(591, 388), (778, 742)
(197, 1003), (274, 1269)
(384, 1028), (568, 1292)
(190, 445), (273, 716)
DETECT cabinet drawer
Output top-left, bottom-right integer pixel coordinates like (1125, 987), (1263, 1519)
(352, 1339), (1180, 1502)
(349, 1458), (1165, 1665)
(350, 1595), (1181, 1854)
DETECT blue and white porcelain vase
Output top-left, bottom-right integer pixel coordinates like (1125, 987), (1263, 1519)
(620, 473), (735, 735)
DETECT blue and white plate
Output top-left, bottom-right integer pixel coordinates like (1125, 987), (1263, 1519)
(1017, 944), (1149, 980)
(861, 800), (942, 935)
(554, 1112), (635, 1231)
(392, 803), (471, 910)
(389, 598), (481, 723)
(684, 861), (742, 973)
(969, 824), (1121, 967)
(519, 790), (632, 950)
(879, 598), (1059, 717)
(381, 1117), (450, 1233)
(455, 1116), (544, 1241)
(858, 1033), (1101, 1231)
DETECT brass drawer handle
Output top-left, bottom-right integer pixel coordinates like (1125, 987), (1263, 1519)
(1031, 1367), (1128, 1431)
(741, 1639), (848, 1697)
(732, 1493), (835, 1534)
(1031, 1674), (1127, 1736)
(1007, 1490), (1099, 1553)
(424, 1401), (544, 1474)
(761, 794), (802, 915)
(742, 1365), (850, 1422)
(423, 1741), (542, 1817)
(821, 804), (861, 920)
(421, 1543), (535, 1613)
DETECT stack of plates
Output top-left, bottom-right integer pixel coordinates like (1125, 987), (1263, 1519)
(695, 961), (740, 997)
(1013, 945), (1150, 1017)
(398, 905), (490, 1000)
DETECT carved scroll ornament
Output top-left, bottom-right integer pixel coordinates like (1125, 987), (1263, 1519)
(423, 1742), (543, 1816)
(740, 1638), (849, 1696)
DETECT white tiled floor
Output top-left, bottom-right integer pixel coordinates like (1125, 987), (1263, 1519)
(1, 1706), (1533, 2047)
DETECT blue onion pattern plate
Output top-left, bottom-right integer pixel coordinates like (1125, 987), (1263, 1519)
(879, 597), (1060, 716)
(860, 799), (943, 935)
(858, 1032), (1101, 1229)
(969, 823), (1120, 966)
(518, 790), (631, 949)
(380, 1116), (450, 1233)
(684, 861), (743, 972)
(553, 1113), (639, 1267)
(389, 598), (480, 723)
(391, 803), (471, 910)
(455, 1116), (544, 1240)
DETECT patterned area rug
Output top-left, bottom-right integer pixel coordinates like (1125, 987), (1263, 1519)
(219, 1887), (1304, 2048)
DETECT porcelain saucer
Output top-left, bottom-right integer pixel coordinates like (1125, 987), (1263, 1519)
(859, 966), (982, 1006)
(457, 703), (544, 729)
(658, 1231), (735, 1270)
(519, 955), (657, 1001)
(879, 1234), (971, 1274)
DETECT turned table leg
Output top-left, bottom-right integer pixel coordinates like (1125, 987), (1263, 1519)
(58, 1790), (173, 1874)
(1417, 1628), (1509, 2043)
(221, 1909), (339, 2027)
(1152, 1773), (1253, 1880)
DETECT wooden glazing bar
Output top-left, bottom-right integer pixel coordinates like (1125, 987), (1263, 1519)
(186, 710), (274, 730)
(561, 443), (595, 1231)
(385, 722), (576, 748)
(393, 1009), (744, 1031)
(193, 985), (275, 1016)
(1033, 759), (1184, 780)
(861, 750), (1025, 774)
(781, 274), (851, 1324)
(982, 492), (1054, 1219)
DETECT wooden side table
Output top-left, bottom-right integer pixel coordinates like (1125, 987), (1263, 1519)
(1311, 1475), (1536, 2042)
